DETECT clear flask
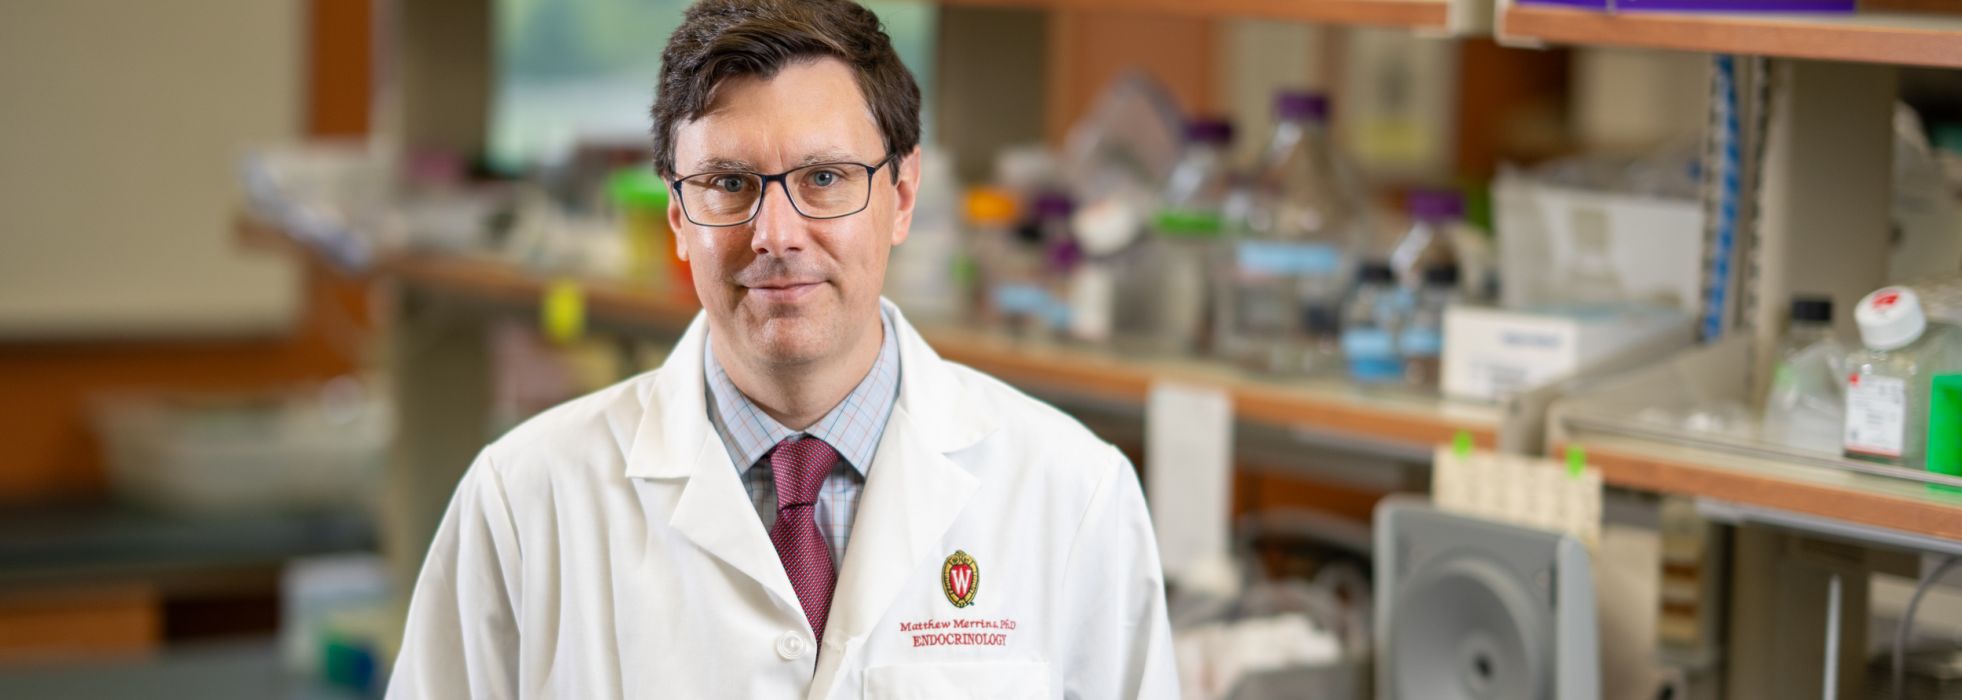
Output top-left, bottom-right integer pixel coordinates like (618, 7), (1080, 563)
(1216, 92), (1372, 375)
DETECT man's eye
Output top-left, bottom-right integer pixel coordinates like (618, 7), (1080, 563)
(807, 169), (840, 187)
(711, 176), (749, 193)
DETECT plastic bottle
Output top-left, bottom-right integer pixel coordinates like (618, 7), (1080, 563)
(1759, 296), (1846, 455)
(1388, 189), (1463, 292)
(1216, 92), (1372, 375)
(1842, 286), (1962, 468)
(1028, 193), (1079, 339)
(964, 187), (1030, 330)
(1115, 118), (1234, 356)
(1342, 263), (1404, 384)
(1400, 265), (1458, 388)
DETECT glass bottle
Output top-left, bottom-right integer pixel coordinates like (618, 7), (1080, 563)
(965, 188), (1022, 327)
(1388, 189), (1463, 292)
(1401, 265), (1458, 388)
(1343, 262), (1404, 384)
(1216, 92), (1371, 375)
(1759, 296), (1845, 455)
(1114, 118), (1234, 357)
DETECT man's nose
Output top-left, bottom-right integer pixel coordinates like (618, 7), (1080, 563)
(750, 180), (811, 257)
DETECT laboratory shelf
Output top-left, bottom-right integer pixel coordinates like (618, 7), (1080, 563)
(1547, 335), (1962, 543)
(1555, 430), (1962, 542)
(1499, 3), (1962, 70)
(244, 214), (1962, 542)
(239, 217), (702, 328)
(238, 216), (1503, 457)
(939, 0), (1456, 31)
(923, 326), (1502, 453)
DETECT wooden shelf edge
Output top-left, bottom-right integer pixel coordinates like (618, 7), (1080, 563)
(241, 215), (1493, 454)
(1567, 441), (1962, 541)
(1501, 5), (1962, 70)
(942, 0), (1452, 29)
(389, 252), (702, 330)
(238, 215), (702, 330)
(930, 330), (1500, 451)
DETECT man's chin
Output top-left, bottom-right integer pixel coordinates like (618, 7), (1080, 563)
(743, 317), (830, 366)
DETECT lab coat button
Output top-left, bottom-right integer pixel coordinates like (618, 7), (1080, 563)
(776, 631), (809, 660)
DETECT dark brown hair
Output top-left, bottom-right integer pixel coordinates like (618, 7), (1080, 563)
(650, 0), (921, 179)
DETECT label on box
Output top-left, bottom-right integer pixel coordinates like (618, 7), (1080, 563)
(1844, 373), (1906, 458)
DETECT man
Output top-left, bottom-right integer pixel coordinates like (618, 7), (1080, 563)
(388, 0), (1177, 697)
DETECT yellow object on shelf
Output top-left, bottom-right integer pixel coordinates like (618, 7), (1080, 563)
(543, 280), (586, 344)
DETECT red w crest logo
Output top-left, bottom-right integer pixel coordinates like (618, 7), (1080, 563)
(942, 550), (980, 608)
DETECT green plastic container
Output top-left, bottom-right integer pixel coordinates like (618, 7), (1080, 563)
(1930, 374), (1962, 495)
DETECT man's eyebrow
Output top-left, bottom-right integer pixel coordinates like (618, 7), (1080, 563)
(794, 149), (868, 167)
(692, 157), (757, 173)
(690, 150), (871, 173)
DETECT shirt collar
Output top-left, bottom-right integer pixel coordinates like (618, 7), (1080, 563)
(703, 309), (900, 477)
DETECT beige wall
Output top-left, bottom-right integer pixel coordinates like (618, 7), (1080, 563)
(0, 0), (303, 338)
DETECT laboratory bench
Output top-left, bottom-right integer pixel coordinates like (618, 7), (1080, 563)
(0, 502), (375, 661)
(0, 637), (367, 700)
(0, 504), (374, 588)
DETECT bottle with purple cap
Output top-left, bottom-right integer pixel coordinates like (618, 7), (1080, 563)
(1216, 91), (1374, 375)
(1388, 188), (1463, 291)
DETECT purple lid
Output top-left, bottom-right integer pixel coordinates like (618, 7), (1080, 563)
(1048, 239), (1083, 271)
(1406, 189), (1464, 221)
(1275, 91), (1329, 121)
(1031, 192), (1074, 220)
(1184, 119), (1234, 145)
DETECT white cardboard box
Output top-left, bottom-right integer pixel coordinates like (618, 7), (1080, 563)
(1494, 176), (1705, 316)
(1442, 305), (1695, 403)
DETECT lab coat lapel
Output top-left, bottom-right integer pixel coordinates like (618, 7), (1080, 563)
(624, 313), (803, 621)
(808, 302), (999, 698)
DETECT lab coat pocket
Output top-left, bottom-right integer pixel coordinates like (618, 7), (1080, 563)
(864, 660), (1051, 699)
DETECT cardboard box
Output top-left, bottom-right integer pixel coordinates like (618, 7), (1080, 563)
(1442, 305), (1696, 402)
(1494, 177), (1707, 317)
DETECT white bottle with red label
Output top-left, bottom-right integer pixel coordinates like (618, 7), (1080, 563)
(1842, 286), (1962, 468)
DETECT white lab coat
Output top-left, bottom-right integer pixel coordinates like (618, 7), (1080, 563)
(388, 300), (1180, 699)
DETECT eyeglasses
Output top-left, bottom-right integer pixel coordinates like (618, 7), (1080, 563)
(670, 154), (898, 228)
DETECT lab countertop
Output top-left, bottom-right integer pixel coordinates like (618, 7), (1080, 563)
(0, 503), (375, 588)
(0, 638), (370, 700)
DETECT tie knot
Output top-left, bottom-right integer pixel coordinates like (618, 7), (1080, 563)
(770, 436), (838, 509)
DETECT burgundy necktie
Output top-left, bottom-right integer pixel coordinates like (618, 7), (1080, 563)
(768, 436), (840, 644)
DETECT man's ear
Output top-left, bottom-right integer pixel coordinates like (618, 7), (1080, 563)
(667, 195), (690, 262)
(888, 145), (923, 247)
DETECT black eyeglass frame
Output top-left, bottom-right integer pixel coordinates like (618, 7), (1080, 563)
(668, 153), (900, 228)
